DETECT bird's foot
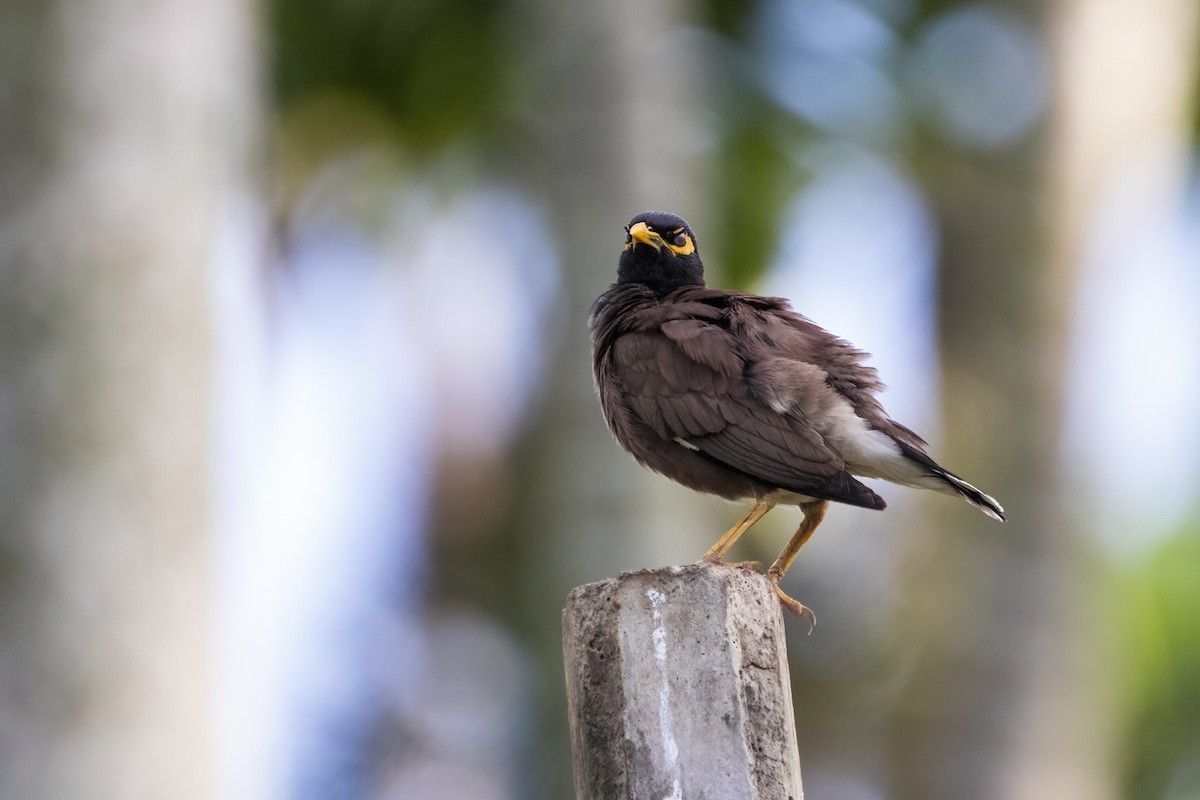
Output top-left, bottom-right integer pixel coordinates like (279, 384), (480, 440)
(696, 555), (763, 572)
(767, 572), (816, 634)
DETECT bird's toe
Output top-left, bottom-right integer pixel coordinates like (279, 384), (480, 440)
(768, 576), (816, 633)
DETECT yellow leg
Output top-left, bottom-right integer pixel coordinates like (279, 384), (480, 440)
(766, 500), (829, 632)
(698, 498), (775, 565)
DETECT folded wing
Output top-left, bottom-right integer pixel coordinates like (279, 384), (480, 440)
(611, 311), (885, 509)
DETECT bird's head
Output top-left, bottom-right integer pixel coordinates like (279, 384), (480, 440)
(616, 211), (704, 294)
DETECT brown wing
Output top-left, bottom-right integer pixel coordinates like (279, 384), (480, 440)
(610, 312), (884, 509)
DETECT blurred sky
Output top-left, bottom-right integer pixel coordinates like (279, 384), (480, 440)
(1063, 156), (1200, 550)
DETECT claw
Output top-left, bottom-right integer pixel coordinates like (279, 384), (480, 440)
(768, 574), (816, 634)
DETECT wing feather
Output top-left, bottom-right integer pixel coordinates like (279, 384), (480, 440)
(610, 308), (883, 508)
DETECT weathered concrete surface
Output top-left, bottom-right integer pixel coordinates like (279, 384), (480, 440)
(563, 564), (803, 800)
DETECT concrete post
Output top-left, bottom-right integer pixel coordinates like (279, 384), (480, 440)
(562, 564), (803, 800)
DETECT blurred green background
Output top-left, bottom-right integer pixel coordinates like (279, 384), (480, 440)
(1, 0), (1198, 798)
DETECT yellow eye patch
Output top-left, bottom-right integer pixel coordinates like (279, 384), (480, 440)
(666, 228), (695, 256)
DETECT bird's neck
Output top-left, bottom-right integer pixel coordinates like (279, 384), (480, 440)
(615, 269), (705, 297)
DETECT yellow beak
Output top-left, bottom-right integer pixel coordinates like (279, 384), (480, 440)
(628, 221), (664, 251)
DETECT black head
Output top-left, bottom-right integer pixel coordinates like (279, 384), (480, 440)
(616, 211), (705, 294)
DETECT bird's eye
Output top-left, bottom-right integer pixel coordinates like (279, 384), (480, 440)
(624, 225), (632, 243)
(672, 232), (688, 247)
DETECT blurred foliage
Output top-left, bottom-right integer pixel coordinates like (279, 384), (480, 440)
(1120, 521), (1200, 800)
(710, 97), (810, 288)
(269, 0), (508, 153)
(702, 0), (757, 35)
(266, 0), (806, 287)
(697, 0), (825, 288)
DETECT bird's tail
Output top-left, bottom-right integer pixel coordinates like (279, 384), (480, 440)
(936, 469), (1006, 521)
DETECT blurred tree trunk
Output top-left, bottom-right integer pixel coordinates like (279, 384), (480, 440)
(505, 0), (711, 794)
(0, 0), (257, 797)
(891, 1), (1197, 798)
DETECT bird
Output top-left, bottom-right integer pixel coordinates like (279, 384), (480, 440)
(589, 211), (1005, 627)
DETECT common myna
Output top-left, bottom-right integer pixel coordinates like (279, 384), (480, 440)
(590, 211), (1005, 626)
